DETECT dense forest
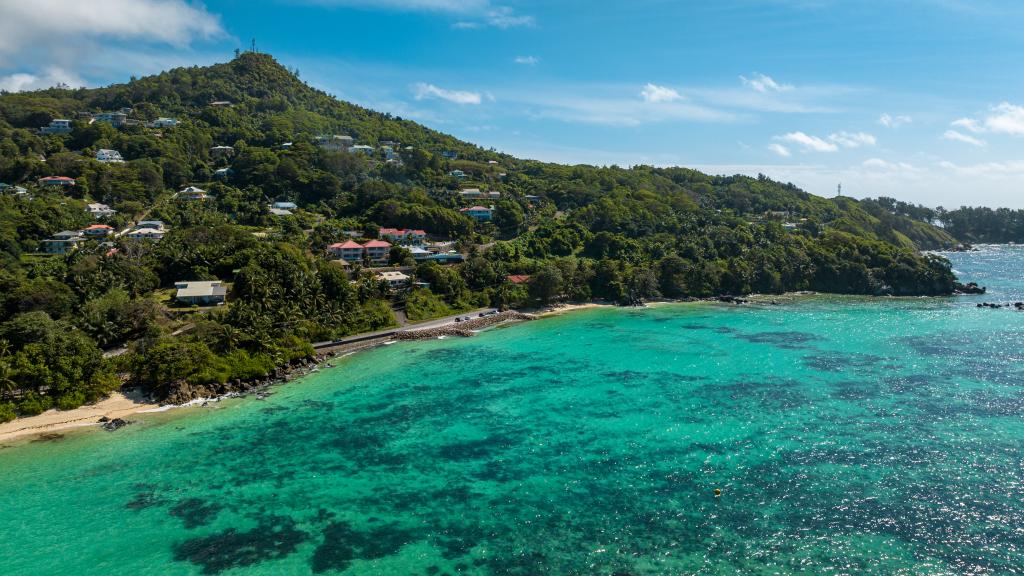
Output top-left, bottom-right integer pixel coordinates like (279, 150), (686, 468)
(0, 52), (978, 421)
(861, 197), (1024, 244)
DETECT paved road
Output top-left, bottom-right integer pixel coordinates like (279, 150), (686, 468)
(312, 307), (496, 349)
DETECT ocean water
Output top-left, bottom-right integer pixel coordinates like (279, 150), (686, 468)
(1, 246), (1022, 575)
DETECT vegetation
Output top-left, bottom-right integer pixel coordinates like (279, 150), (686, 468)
(0, 52), (969, 417)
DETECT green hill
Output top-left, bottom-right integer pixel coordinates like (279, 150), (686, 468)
(0, 52), (964, 416)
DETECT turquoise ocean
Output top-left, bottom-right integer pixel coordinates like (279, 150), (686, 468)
(1, 246), (1022, 575)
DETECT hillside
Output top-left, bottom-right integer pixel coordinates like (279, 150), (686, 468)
(0, 52), (964, 418)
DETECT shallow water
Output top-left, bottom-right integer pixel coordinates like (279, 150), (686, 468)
(1, 246), (1022, 575)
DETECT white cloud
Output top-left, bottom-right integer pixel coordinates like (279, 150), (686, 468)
(514, 56), (539, 66)
(942, 129), (986, 147)
(776, 132), (839, 152)
(829, 131), (876, 148)
(640, 83), (682, 103)
(740, 73), (793, 93)
(879, 113), (912, 128)
(0, 67), (86, 91)
(954, 102), (1024, 135)
(862, 158), (922, 175)
(937, 160), (1024, 178)
(413, 82), (483, 105)
(768, 143), (792, 157)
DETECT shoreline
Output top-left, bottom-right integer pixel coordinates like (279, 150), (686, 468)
(0, 290), (948, 446)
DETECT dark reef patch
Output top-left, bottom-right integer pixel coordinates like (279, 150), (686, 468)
(438, 434), (516, 461)
(804, 352), (885, 373)
(173, 515), (308, 574)
(734, 330), (822, 349)
(310, 521), (415, 573)
(170, 498), (223, 529)
(126, 490), (166, 511)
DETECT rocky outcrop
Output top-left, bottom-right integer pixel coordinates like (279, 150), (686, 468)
(101, 418), (130, 431)
(977, 302), (1024, 310)
(160, 355), (321, 405)
(395, 311), (535, 340)
(955, 282), (987, 295)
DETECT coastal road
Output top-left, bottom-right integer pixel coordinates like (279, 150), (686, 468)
(312, 307), (496, 349)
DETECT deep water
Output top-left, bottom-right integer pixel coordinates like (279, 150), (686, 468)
(1, 246), (1022, 575)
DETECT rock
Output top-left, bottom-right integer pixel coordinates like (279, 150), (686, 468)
(98, 416), (110, 423)
(102, 418), (130, 431)
(955, 281), (986, 295)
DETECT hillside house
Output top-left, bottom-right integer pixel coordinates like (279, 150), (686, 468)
(40, 231), (84, 254)
(458, 188), (483, 200)
(40, 119), (72, 135)
(93, 112), (128, 128)
(449, 169), (466, 179)
(149, 117), (179, 128)
(507, 275), (531, 284)
(272, 201), (298, 210)
(349, 144), (375, 155)
(377, 271), (410, 289)
(363, 240), (392, 264)
(408, 246), (433, 261)
(210, 145), (235, 158)
(134, 220), (166, 232)
(0, 183), (28, 196)
(86, 203), (116, 219)
(177, 186), (209, 200)
(95, 149), (124, 163)
(174, 280), (227, 306)
(213, 167), (233, 179)
(81, 224), (114, 237)
(378, 228), (427, 246)
(126, 227), (165, 241)
(38, 176), (76, 187)
(210, 101), (232, 107)
(328, 240), (365, 263)
(430, 252), (466, 264)
(269, 208), (292, 216)
(315, 134), (353, 152)
(460, 205), (493, 222)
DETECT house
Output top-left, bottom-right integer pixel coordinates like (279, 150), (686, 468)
(349, 144), (375, 155)
(458, 188), (483, 199)
(408, 246), (433, 261)
(0, 183), (28, 196)
(148, 117), (179, 128)
(177, 186), (209, 200)
(93, 112), (128, 128)
(134, 220), (165, 232)
(363, 240), (391, 264)
(272, 201), (297, 210)
(524, 195), (540, 202)
(40, 231), (84, 254)
(342, 230), (362, 238)
(86, 203), (116, 219)
(378, 228), (427, 246)
(95, 149), (124, 163)
(174, 280), (227, 306)
(40, 119), (72, 135)
(126, 227), (165, 241)
(507, 275), (531, 284)
(210, 101), (232, 107)
(441, 150), (458, 159)
(382, 146), (397, 161)
(213, 167), (233, 179)
(487, 160), (499, 165)
(315, 134), (353, 152)
(38, 176), (76, 187)
(328, 240), (365, 263)
(269, 208), (292, 216)
(81, 224), (114, 237)
(376, 271), (410, 289)
(460, 205), (493, 222)
(486, 191), (501, 200)
(210, 145), (235, 158)
(449, 169), (466, 179)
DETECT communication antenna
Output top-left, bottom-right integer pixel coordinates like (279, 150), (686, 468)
(251, 38), (257, 53)
(837, 182), (842, 197)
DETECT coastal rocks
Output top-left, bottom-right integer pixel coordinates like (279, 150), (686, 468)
(955, 282), (987, 295)
(716, 295), (748, 305)
(101, 418), (130, 431)
(159, 356), (320, 405)
(977, 302), (1024, 310)
(395, 311), (536, 341)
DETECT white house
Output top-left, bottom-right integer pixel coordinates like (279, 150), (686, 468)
(40, 119), (72, 135)
(93, 112), (128, 127)
(272, 201), (297, 210)
(95, 149), (124, 163)
(210, 145), (235, 158)
(177, 186), (209, 200)
(149, 117), (179, 128)
(40, 231), (84, 254)
(134, 220), (165, 232)
(269, 207), (293, 216)
(86, 203), (116, 219)
(174, 280), (227, 306)
(458, 188), (483, 200)
(213, 167), (232, 179)
(126, 228), (165, 241)
(376, 271), (410, 289)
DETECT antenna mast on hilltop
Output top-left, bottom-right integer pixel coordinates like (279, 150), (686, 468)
(251, 38), (257, 53)
(837, 182), (842, 197)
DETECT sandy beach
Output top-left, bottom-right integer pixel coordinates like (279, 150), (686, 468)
(0, 391), (159, 444)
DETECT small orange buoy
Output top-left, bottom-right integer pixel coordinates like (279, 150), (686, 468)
(713, 488), (722, 497)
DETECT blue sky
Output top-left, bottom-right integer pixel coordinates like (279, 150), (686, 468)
(3, 1), (1024, 207)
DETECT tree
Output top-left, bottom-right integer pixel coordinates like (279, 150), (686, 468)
(528, 264), (563, 305)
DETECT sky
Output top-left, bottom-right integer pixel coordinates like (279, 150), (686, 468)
(2, 0), (1024, 208)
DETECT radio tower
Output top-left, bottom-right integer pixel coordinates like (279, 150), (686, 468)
(837, 182), (842, 197)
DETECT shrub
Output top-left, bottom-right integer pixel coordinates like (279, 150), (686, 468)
(56, 391), (86, 411)
(0, 402), (15, 423)
(17, 392), (53, 416)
